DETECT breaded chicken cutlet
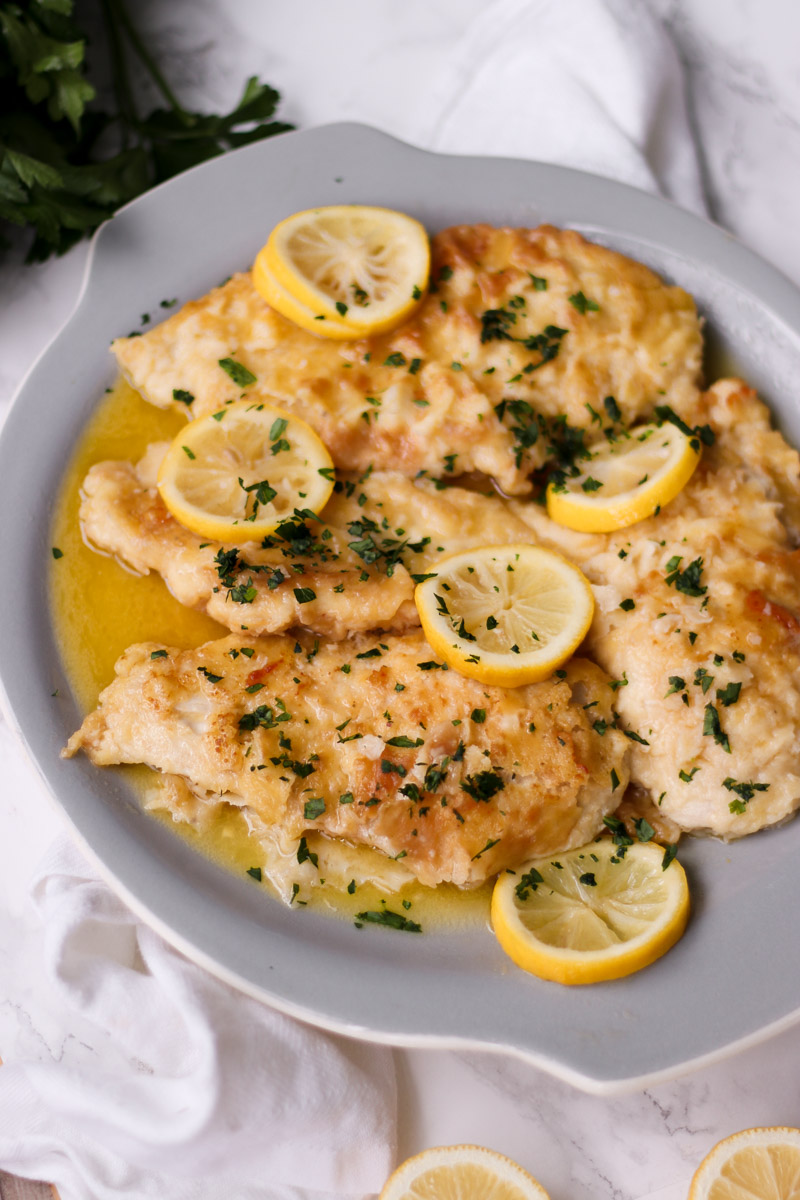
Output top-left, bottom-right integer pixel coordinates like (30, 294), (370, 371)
(63, 631), (630, 889)
(80, 455), (536, 640)
(112, 224), (702, 495)
(512, 379), (800, 838)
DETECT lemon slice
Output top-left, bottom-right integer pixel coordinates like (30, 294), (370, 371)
(157, 400), (334, 541)
(688, 1127), (800, 1200)
(491, 840), (689, 985)
(379, 1145), (550, 1200)
(264, 204), (430, 335)
(252, 245), (365, 340)
(414, 544), (594, 687)
(546, 420), (701, 533)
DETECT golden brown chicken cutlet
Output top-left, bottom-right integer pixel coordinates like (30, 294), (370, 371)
(64, 630), (630, 889)
(511, 379), (800, 838)
(112, 224), (702, 495)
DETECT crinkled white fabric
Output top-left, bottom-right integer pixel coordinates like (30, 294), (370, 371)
(0, 838), (395, 1200)
(0, 2), (704, 1197)
(330, 0), (706, 213)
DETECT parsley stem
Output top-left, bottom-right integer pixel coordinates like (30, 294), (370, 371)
(106, 0), (192, 123)
(99, 0), (138, 138)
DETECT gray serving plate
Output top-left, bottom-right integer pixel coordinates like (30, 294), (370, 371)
(3, 123), (800, 1095)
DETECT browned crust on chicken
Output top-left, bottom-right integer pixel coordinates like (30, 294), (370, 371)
(64, 630), (630, 888)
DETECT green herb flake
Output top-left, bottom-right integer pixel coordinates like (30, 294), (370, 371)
(51, 547), (64, 559)
(355, 909), (422, 933)
(703, 703), (731, 753)
(172, 388), (194, 405)
(218, 358), (257, 387)
(717, 682), (742, 707)
(246, 866), (262, 882)
(569, 291), (600, 314)
(150, 649), (168, 659)
(303, 797), (326, 820)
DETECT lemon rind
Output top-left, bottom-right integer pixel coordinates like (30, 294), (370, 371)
(546, 423), (701, 533)
(491, 843), (690, 986)
(415, 545), (595, 687)
(157, 400), (335, 541)
(265, 205), (430, 333)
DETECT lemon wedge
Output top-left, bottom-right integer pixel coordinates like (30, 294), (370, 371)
(688, 1127), (800, 1200)
(252, 245), (365, 340)
(491, 840), (689, 985)
(546, 420), (701, 533)
(414, 544), (594, 687)
(157, 400), (334, 541)
(262, 204), (429, 336)
(379, 1145), (550, 1200)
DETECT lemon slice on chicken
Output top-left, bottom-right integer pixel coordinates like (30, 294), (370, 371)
(414, 544), (594, 687)
(492, 840), (689, 985)
(263, 205), (429, 336)
(379, 1144), (551, 1200)
(157, 400), (334, 541)
(252, 245), (365, 340)
(688, 1127), (800, 1200)
(546, 420), (701, 533)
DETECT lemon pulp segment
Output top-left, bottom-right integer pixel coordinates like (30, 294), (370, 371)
(546, 420), (701, 532)
(414, 544), (594, 686)
(157, 400), (334, 541)
(689, 1128), (800, 1200)
(265, 204), (429, 335)
(252, 244), (365, 340)
(491, 840), (689, 985)
(379, 1144), (550, 1200)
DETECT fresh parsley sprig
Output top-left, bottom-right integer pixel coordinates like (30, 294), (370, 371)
(0, 0), (292, 261)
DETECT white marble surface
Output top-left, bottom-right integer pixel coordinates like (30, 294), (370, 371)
(2, 2), (800, 1196)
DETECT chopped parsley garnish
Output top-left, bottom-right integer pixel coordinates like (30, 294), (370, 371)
(679, 767), (700, 783)
(665, 676), (685, 696)
(51, 547), (63, 559)
(716, 682), (742, 707)
(654, 404), (715, 447)
(238, 700), (291, 731)
(633, 817), (655, 842)
(197, 666), (223, 683)
(723, 777), (769, 813)
(471, 838), (501, 861)
(610, 768), (620, 791)
(246, 866), (262, 881)
(383, 352), (407, 367)
(514, 867), (544, 900)
(470, 708), (487, 724)
(569, 291), (599, 314)
(172, 388), (194, 405)
(529, 273), (548, 291)
(582, 476), (603, 493)
(603, 395), (622, 422)
(150, 649), (168, 659)
(624, 729), (650, 746)
(619, 598), (635, 611)
(218, 357), (256, 387)
(579, 872), (597, 886)
(293, 587), (316, 604)
(303, 797), (325, 820)
(296, 836), (318, 869)
(703, 703), (731, 753)
(661, 844), (678, 870)
(385, 735), (424, 748)
(460, 770), (504, 802)
(665, 555), (707, 597)
(355, 909), (422, 933)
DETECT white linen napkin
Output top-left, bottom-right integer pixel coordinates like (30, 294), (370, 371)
(0, 1), (704, 1197)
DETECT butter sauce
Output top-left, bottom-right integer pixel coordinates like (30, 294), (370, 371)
(49, 379), (492, 932)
